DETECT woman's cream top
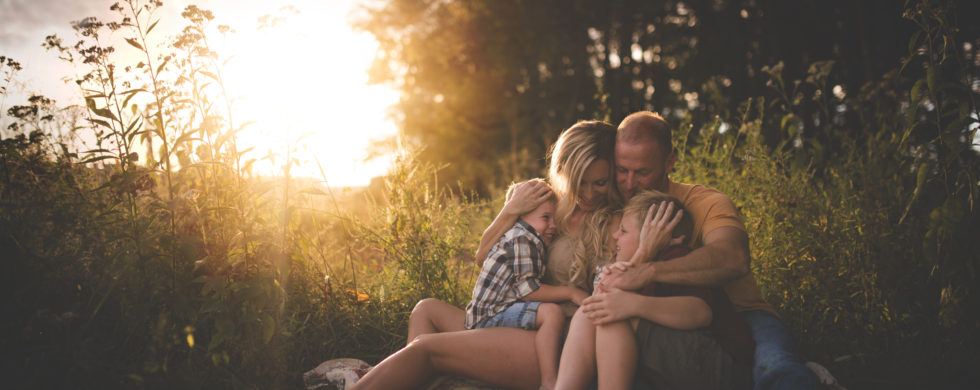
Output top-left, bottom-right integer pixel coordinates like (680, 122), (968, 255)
(543, 234), (581, 318)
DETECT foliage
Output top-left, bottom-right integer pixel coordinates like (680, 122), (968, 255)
(667, 1), (979, 386)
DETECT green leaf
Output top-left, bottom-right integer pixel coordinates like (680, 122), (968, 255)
(173, 128), (201, 148)
(926, 66), (939, 97)
(910, 79), (926, 104)
(262, 314), (276, 344)
(908, 30), (923, 55)
(88, 118), (113, 129)
(125, 38), (144, 51)
(146, 20), (160, 35)
(200, 70), (219, 81)
(900, 161), (932, 224)
(299, 187), (328, 196)
(81, 155), (119, 164)
(155, 56), (170, 75)
(126, 119), (143, 143)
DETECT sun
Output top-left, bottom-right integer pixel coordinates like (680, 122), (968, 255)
(207, 0), (398, 187)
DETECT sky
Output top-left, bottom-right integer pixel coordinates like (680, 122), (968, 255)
(0, 0), (398, 187)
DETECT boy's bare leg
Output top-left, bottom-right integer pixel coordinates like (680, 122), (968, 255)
(351, 327), (541, 390)
(407, 298), (467, 343)
(555, 308), (597, 389)
(595, 320), (637, 390)
(535, 303), (564, 389)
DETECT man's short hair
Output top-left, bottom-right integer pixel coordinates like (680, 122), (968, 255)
(617, 111), (672, 155)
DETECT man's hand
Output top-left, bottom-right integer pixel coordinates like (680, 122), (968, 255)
(502, 180), (552, 216)
(599, 261), (654, 292)
(581, 286), (637, 325)
(629, 201), (686, 265)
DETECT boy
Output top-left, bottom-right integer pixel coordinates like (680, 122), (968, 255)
(464, 179), (585, 390)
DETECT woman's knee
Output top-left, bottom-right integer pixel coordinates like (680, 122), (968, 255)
(410, 298), (445, 324)
(412, 298), (442, 315)
(407, 332), (437, 350)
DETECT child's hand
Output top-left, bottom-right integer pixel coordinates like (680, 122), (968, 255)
(630, 201), (686, 264)
(502, 180), (552, 216)
(581, 287), (636, 325)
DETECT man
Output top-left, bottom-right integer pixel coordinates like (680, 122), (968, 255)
(602, 111), (822, 390)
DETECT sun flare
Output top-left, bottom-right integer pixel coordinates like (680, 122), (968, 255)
(199, 0), (397, 187)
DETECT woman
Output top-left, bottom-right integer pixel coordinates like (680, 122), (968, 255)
(349, 120), (622, 390)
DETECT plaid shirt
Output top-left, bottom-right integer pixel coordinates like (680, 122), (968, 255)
(464, 219), (547, 329)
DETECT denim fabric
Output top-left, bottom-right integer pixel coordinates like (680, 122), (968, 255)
(473, 301), (540, 330)
(739, 310), (821, 390)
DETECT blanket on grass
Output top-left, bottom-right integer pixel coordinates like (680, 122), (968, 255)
(303, 358), (846, 390)
(303, 358), (500, 390)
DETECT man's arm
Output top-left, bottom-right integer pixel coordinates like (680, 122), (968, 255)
(581, 287), (712, 329)
(603, 226), (751, 290)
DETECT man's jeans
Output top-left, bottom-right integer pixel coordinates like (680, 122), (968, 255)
(740, 310), (821, 390)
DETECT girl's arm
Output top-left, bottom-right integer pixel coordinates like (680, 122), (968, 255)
(524, 284), (590, 305)
(475, 181), (552, 263)
(580, 287), (712, 330)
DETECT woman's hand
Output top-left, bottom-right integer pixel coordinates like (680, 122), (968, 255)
(580, 286), (638, 325)
(501, 180), (552, 217)
(629, 201), (686, 265)
(569, 287), (590, 306)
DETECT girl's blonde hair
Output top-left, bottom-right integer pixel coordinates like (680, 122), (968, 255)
(569, 205), (618, 290)
(622, 189), (693, 247)
(547, 120), (622, 291)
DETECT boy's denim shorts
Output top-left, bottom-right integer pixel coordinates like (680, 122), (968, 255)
(473, 301), (540, 330)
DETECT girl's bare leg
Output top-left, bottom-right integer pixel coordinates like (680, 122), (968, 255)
(555, 308), (597, 389)
(407, 298), (466, 343)
(595, 320), (637, 390)
(351, 327), (541, 390)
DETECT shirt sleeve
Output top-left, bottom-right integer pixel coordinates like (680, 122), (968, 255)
(507, 234), (543, 298)
(699, 191), (746, 236)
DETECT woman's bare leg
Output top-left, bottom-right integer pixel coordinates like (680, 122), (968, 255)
(407, 298), (466, 343)
(595, 320), (637, 390)
(555, 308), (597, 389)
(351, 327), (541, 390)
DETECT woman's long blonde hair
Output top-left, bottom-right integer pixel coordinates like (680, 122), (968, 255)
(547, 120), (622, 290)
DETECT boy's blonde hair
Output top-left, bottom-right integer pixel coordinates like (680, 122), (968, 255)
(622, 190), (694, 247)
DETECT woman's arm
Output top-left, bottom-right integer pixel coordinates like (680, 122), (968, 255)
(524, 284), (590, 305)
(475, 181), (552, 263)
(580, 287), (712, 330)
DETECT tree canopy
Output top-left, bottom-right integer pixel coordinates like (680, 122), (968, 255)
(355, 0), (978, 194)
